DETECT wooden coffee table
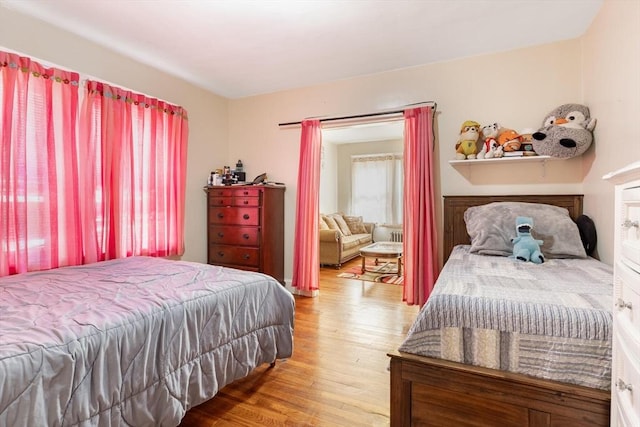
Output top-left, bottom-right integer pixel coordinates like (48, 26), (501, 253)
(359, 242), (403, 276)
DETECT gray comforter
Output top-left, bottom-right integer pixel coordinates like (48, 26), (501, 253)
(0, 256), (295, 426)
(399, 245), (613, 390)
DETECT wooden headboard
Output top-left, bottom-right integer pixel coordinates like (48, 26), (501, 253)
(442, 194), (584, 262)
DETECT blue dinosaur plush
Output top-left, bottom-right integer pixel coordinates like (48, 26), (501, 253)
(511, 216), (545, 264)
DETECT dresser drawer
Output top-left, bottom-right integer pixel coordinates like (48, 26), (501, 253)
(618, 259), (640, 302)
(208, 244), (260, 268)
(208, 226), (260, 246)
(622, 241), (640, 271)
(621, 186), (640, 247)
(614, 402), (639, 427)
(208, 187), (261, 198)
(209, 207), (260, 226)
(209, 196), (260, 207)
(613, 332), (640, 427)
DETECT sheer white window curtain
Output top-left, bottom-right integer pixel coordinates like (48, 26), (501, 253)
(350, 153), (403, 225)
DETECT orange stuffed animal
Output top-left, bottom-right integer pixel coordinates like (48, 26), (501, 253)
(497, 129), (522, 152)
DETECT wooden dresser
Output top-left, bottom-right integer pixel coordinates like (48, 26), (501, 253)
(205, 185), (285, 284)
(605, 161), (640, 426)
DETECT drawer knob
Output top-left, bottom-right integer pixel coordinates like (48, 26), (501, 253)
(243, 254), (250, 260)
(243, 200), (249, 205)
(217, 232), (224, 238)
(617, 379), (633, 392)
(615, 298), (633, 310)
(622, 219), (639, 229)
(217, 212), (224, 219)
(243, 214), (250, 220)
(218, 251), (224, 257)
(242, 233), (250, 240)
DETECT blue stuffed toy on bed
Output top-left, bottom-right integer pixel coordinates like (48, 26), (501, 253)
(511, 216), (545, 264)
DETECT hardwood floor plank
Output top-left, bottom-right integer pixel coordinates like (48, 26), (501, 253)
(179, 259), (419, 426)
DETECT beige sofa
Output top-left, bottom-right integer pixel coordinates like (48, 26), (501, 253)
(319, 213), (374, 267)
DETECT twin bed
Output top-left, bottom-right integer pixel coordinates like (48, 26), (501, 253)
(389, 195), (613, 427)
(0, 256), (294, 426)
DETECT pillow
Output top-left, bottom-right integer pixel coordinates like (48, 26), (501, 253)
(343, 215), (368, 234)
(329, 213), (352, 236)
(319, 216), (329, 230)
(576, 214), (597, 256)
(322, 215), (343, 235)
(464, 202), (587, 259)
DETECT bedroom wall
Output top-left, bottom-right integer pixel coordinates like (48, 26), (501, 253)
(0, 7), (227, 264)
(581, 0), (640, 265)
(228, 40), (588, 283)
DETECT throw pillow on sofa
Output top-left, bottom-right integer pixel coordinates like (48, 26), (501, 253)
(322, 215), (343, 235)
(344, 215), (367, 234)
(329, 213), (353, 236)
(319, 216), (329, 230)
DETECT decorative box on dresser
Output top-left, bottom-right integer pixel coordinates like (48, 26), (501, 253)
(604, 161), (640, 426)
(205, 184), (285, 284)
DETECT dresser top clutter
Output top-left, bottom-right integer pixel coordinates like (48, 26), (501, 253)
(205, 184), (285, 285)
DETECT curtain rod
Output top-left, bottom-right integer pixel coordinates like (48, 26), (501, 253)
(278, 101), (437, 127)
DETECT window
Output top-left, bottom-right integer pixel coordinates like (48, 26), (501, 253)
(80, 81), (189, 262)
(0, 51), (188, 276)
(350, 153), (403, 225)
(0, 51), (82, 275)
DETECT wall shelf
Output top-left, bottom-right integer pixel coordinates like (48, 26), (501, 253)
(449, 155), (556, 180)
(448, 155), (552, 166)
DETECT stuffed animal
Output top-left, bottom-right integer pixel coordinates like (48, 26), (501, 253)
(519, 128), (536, 155)
(511, 216), (545, 264)
(497, 129), (522, 152)
(477, 122), (501, 159)
(455, 120), (481, 160)
(531, 103), (597, 158)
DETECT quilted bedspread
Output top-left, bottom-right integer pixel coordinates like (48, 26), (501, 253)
(0, 257), (295, 426)
(399, 245), (613, 390)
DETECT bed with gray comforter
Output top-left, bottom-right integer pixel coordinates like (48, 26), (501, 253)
(0, 256), (295, 426)
(399, 245), (612, 390)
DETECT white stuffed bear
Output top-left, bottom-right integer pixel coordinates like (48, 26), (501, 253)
(477, 123), (501, 159)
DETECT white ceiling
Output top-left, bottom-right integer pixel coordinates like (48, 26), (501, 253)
(0, 0), (603, 99)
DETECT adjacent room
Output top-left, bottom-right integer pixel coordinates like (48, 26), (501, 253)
(0, 0), (639, 426)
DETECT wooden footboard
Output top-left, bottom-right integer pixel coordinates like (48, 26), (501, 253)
(388, 351), (610, 427)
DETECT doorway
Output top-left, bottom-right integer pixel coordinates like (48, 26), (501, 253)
(319, 120), (405, 283)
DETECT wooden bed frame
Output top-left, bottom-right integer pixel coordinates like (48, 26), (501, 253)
(388, 194), (611, 427)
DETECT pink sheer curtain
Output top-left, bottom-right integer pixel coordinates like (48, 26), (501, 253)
(403, 106), (439, 305)
(0, 51), (82, 276)
(292, 119), (322, 296)
(79, 81), (188, 262)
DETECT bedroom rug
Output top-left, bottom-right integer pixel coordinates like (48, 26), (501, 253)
(337, 262), (403, 285)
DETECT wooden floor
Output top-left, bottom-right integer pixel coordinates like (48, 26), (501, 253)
(179, 258), (420, 426)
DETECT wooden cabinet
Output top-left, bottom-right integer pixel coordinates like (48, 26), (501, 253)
(206, 185), (285, 284)
(604, 162), (640, 426)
